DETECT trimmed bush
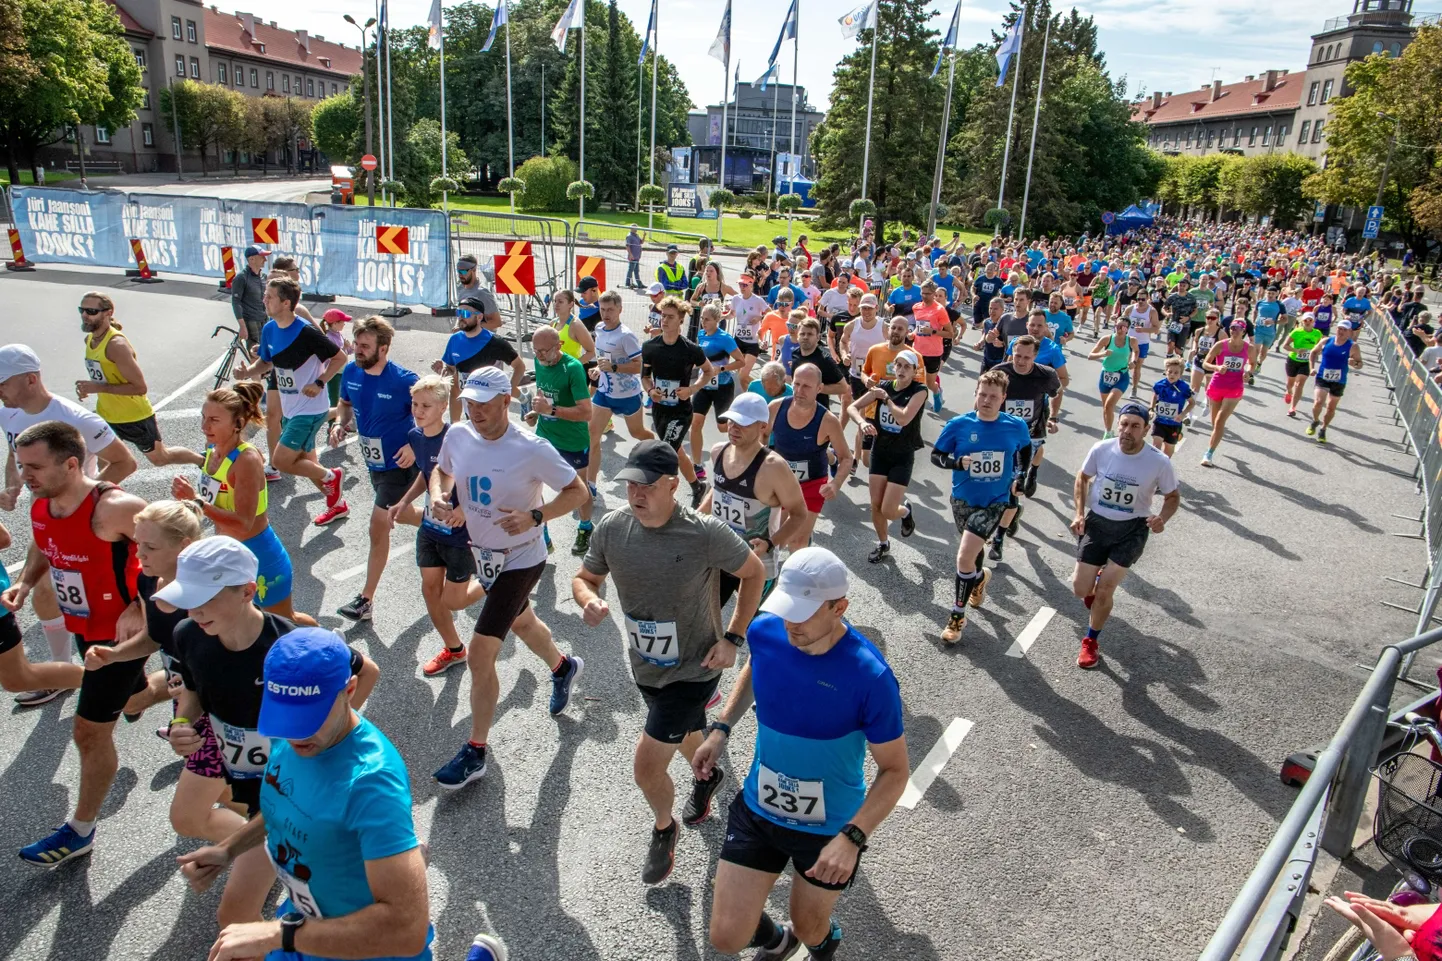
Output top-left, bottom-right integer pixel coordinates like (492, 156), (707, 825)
(513, 155), (577, 212)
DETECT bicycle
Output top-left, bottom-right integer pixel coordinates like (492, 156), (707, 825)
(211, 324), (254, 392)
(1322, 712), (1442, 961)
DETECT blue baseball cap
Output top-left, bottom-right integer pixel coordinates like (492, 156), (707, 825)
(258, 628), (354, 740)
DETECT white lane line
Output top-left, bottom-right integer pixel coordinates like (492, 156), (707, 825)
(155, 407), (202, 421)
(331, 542), (413, 581)
(1004, 606), (1055, 659)
(5, 561), (21, 574)
(896, 717), (974, 810)
(152, 352), (227, 412)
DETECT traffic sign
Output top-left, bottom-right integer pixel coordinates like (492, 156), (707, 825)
(1313, 201), (1327, 222)
(361, 154), (378, 172)
(1101, 211), (1116, 225)
(375, 225), (410, 256)
(1363, 218), (1382, 240)
(251, 217), (278, 244)
(494, 254), (536, 295)
(504, 240), (532, 256)
(576, 255), (606, 291)
(1367, 204), (1385, 220)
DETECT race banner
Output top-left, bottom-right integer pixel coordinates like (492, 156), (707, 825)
(10, 186), (132, 268)
(232, 202), (322, 287)
(312, 205), (448, 307)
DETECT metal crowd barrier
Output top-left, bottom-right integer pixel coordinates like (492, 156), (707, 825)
(448, 210), (574, 343)
(574, 219), (712, 332)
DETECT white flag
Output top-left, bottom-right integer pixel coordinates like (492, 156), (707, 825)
(838, 0), (877, 41)
(709, 0), (732, 64)
(551, 0), (582, 52)
(426, 0), (444, 50)
(996, 16), (1024, 87)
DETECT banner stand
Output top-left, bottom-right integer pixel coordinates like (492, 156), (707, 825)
(380, 252), (410, 319)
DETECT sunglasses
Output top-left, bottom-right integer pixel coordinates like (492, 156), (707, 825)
(457, 308), (477, 318)
(78, 306), (105, 316)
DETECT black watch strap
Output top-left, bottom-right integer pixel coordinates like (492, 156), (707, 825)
(281, 913), (305, 953)
(704, 720), (731, 738)
(840, 822), (869, 851)
(723, 630), (747, 648)
(530, 508), (544, 527)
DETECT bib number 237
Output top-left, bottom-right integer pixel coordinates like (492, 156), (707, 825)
(757, 765), (826, 824)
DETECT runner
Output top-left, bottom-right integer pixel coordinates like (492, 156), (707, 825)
(783, 317), (849, 412)
(170, 382), (314, 625)
(1186, 309), (1223, 424)
(911, 281), (954, 412)
(986, 339), (1061, 562)
(729, 273), (770, 387)
(686, 301), (747, 479)
(972, 298), (1009, 375)
(0, 517), (82, 701)
(329, 317), (421, 618)
(641, 296), (716, 510)
(1162, 278), (1198, 361)
(524, 326), (596, 554)
(1070, 403), (1180, 668)
(1282, 311), (1325, 417)
(972, 262), (1005, 330)
(689, 262), (736, 342)
(1044, 291), (1075, 348)
(1148, 357), (1195, 457)
(1122, 296), (1159, 398)
(694, 547), (907, 961)
(234, 277), (347, 524)
(1251, 285), (1285, 381)
(434, 295), (525, 423)
(427, 367), (591, 789)
(847, 350), (928, 564)
(75, 292), (196, 466)
(176, 628), (431, 961)
(838, 295), (887, 469)
(1307, 320), (1366, 443)
(1088, 316), (1137, 438)
(4, 421), (147, 866)
(587, 290), (656, 487)
(767, 365), (854, 546)
(1199, 320), (1256, 467)
(571, 440), (766, 884)
(549, 289), (599, 364)
(576, 276), (602, 333)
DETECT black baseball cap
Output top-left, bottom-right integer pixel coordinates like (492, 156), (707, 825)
(576, 276), (599, 292)
(615, 440), (678, 484)
(458, 295), (491, 312)
(1117, 401), (1151, 422)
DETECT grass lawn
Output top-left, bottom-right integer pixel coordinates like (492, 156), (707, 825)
(0, 169), (91, 188)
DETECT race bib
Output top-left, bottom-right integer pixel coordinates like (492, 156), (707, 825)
(50, 569), (90, 618)
(472, 547), (505, 590)
(704, 374), (721, 391)
(420, 492), (457, 534)
(624, 616), (680, 667)
(712, 490), (751, 532)
(1003, 399), (1033, 419)
(538, 388), (560, 420)
(358, 435), (385, 468)
(84, 359), (106, 383)
(1046, 323), (1059, 339)
(274, 369), (298, 392)
(968, 451), (1005, 478)
(786, 459), (809, 483)
(1155, 402), (1180, 420)
(1222, 356), (1245, 372)
(878, 404), (902, 433)
(211, 713), (269, 777)
(653, 378), (681, 405)
(1099, 479), (1139, 514)
(267, 849), (324, 919)
(1168, 321), (1184, 334)
(1321, 367), (1343, 383)
(1101, 370), (1123, 387)
(1197, 337), (1215, 353)
(757, 764), (827, 824)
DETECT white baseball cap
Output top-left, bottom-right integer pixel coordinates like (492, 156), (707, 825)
(0, 345), (42, 381)
(459, 367), (512, 403)
(761, 546), (850, 623)
(718, 392), (770, 427)
(152, 536), (259, 610)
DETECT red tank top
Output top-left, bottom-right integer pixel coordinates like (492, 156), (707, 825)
(30, 483), (139, 641)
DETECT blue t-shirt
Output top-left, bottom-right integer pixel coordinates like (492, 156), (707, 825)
(933, 411), (1033, 506)
(747, 381), (792, 401)
(697, 328), (739, 387)
(262, 719), (430, 959)
(1255, 300), (1283, 326)
(1044, 310), (1074, 340)
(577, 302), (601, 329)
(887, 284), (922, 317)
(1151, 378), (1193, 426)
(1025, 249), (1045, 271)
(742, 613), (903, 836)
(442, 328), (494, 370)
(409, 424), (470, 548)
(1343, 297), (1372, 317)
(933, 273), (955, 299)
(767, 284), (805, 308)
(979, 320), (1007, 367)
(339, 361), (419, 472)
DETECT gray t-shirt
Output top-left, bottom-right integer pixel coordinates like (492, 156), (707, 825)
(997, 312), (1030, 341)
(457, 282), (499, 315)
(583, 504), (753, 688)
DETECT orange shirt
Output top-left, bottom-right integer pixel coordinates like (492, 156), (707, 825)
(758, 310), (791, 350)
(910, 302), (949, 357)
(863, 342), (907, 383)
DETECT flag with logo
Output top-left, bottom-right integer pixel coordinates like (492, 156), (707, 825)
(426, 0), (444, 50)
(551, 0), (582, 53)
(839, 0), (877, 40)
(933, 0), (962, 78)
(480, 0), (506, 53)
(995, 16), (1023, 87)
(637, 0), (657, 66)
(709, 0), (732, 65)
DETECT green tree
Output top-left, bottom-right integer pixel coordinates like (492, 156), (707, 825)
(1215, 152), (1319, 225)
(592, 0), (637, 206)
(513, 153), (578, 211)
(0, 0), (145, 184)
(400, 117), (469, 207)
(159, 80), (245, 174)
(311, 91), (361, 163)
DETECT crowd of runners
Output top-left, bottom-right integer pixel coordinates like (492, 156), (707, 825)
(0, 217), (1431, 961)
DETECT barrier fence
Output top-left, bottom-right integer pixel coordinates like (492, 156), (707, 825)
(5, 185), (452, 307)
(574, 219), (711, 331)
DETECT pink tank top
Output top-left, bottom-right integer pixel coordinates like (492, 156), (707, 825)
(1210, 339), (1249, 392)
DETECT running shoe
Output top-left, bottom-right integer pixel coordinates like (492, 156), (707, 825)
(642, 821), (678, 885)
(1006, 503), (1024, 537)
(572, 526), (592, 556)
(1102, 430), (1115, 440)
(314, 501), (349, 526)
(434, 743), (488, 790)
(1077, 637), (1100, 669)
(1318, 427), (1328, 444)
(1199, 455), (1215, 468)
(899, 503), (915, 538)
(969, 568), (992, 608)
(19, 823), (94, 868)
(694, 465), (708, 482)
(752, 925), (801, 961)
(337, 594), (372, 621)
(423, 645), (467, 677)
(682, 767), (726, 826)
(1306, 421), (1318, 436)
(548, 655), (584, 715)
(1247, 373), (1255, 386)
(931, 391), (943, 413)
(1183, 414), (1193, 426)
(264, 464), (282, 482)
(13, 689), (62, 707)
(605, 417), (615, 433)
(322, 466), (344, 507)
(987, 538), (1004, 562)
(466, 934), (509, 961)
(1022, 465), (1039, 499)
(941, 611), (966, 644)
(1287, 409), (1297, 418)
(691, 482), (708, 510)
(867, 543), (890, 564)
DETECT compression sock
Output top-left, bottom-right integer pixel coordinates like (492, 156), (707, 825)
(807, 921), (843, 961)
(42, 618), (70, 662)
(749, 913), (783, 950)
(954, 570), (981, 612)
(991, 526), (1006, 546)
(578, 519), (593, 531)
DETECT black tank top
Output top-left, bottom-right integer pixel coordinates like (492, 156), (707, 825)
(871, 380), (927, 453)
(771, 399), (828, 483)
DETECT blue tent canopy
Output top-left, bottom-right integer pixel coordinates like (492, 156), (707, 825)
(1107, 203), (1155, 234)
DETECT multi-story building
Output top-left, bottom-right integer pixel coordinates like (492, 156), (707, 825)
(46, 0), (362, 175)
(687, 81), (826, 181)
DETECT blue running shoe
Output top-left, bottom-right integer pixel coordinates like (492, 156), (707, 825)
(931, 390), (944, 413)
(549, 655), (584, 715)
(19, 823), (93, 868)
(434, 743), (488, 791)
(467, 933), (509, 961)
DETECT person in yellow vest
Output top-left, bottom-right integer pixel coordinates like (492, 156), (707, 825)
(657, 244), (688, 294)
(75, 291), (196, 467)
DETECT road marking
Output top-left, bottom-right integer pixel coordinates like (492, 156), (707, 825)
(896, 717), (974, 810)
(1004, 606), (1055, 658)
(331, 542), (413, 581)
(5, 561), (21, 574)
(155, 407), (202, 421)
(152, 352), (227, 412)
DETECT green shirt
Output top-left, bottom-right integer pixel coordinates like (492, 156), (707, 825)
(1287, 327), (1324, 362)
(1165, 270), (1186, 288)
(532, 353), (591, 453)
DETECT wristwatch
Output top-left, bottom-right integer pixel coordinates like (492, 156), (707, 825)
(529, 508), (544, 528)
(280, 912), (306, 953)
(313, 378), (325, 388)
(704, 720), (731, 738)
(839, 822), (869, 851)
(723, 630), (747, 649)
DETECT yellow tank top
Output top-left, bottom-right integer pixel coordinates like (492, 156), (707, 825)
(84, 326), (154, 424)
(199, 442), (267, 517)
(553, 316), (583, 359)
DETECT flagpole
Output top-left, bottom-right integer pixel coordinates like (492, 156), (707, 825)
(375, 0), (386, 201)
(647, 4), (657, 231)
(439, 9), (449, 213)
(578, 5), (586, 222)
(995, 13), (1025, 236)
(859, 4), (878, 235)
(635, 59), (643, 208)
(718, 46), (730, 242)
(787, 9), (799, 247)
(504, 1), (515, 213)
(927, 50), (956, 239)
(385, 7), (395, 204)
(767, 79), (778, 218)
(1018, 14), (1050, 240)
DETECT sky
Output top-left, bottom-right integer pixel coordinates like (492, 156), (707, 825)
(223, 0), (1326, 110)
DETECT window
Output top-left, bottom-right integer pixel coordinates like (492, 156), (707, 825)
(134, 49), (146, 69)
(218, 63), (227, 84)
(250, 68), (258, 88)
(142, 123), (154, 147)
(1248, 125), (1258, 146)
(171, 16), (182, 40)
(174, 55), (185, 77)
(295, 75), (302, 94)
(186, 20), (197, 43)
(142, 91), (151, 109)
(331, 83), (338, 96)
(1299, 120), (1312, 142)
(1276, 124), (1288, 144)
(1321, 79), (1334, 102)
(1206, 129), (1215, 147)
(1325, 44), (1333, 60)
(1373, 40), (1384, 54)
(1185, 129), (1193, 147)
(306, 77), (314, 97)
(94, 126), (110, 144)
(1307, 81), (1320, 105)
(266, 71), (274, 91)
(282, 74), (290, 92)
(1262, 125), (1272, 145)
(1313, 119), (1326, 143)
(189, 57), (200, 79)
(1391, 42), (1403, 57)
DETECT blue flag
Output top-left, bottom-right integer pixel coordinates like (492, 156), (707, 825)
(481, 0), (506, 53)
(755, 62), (779, 92)
(638, 0), (657, 65)
(996, 16), (1024, 87)
(766, 0), (798, 74)
(932, 0), (962, 78)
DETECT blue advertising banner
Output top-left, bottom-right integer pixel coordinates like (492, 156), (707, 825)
(311, 205), (449, 307)
(11, 187), (132, 268)
(233, 201), (321, 287)
(124, 193), (212, 276)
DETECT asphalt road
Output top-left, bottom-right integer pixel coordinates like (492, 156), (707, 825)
(0, 265), (1432, 961)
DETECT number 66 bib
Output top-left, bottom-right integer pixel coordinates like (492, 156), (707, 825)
(757, 764), (827, 825)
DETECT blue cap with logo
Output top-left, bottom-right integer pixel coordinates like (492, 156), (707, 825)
(258, 627), (354, 740)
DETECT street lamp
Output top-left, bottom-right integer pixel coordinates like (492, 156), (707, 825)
(343, 13), (378, 207)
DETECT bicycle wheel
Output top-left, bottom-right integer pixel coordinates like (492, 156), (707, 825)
(1319, 926), (1377, 961)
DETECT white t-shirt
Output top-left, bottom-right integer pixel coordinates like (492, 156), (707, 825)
(818, 287), (850, 319)
(1082, 439), (1178, 522)
(846, 318), (887, 378)
(1420, 345), (1442, 371)
(436, 420), (578, 568)
(730, 294), (768, 343)
(0, 394), (116, 478)
(593, 323), (643, 399)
